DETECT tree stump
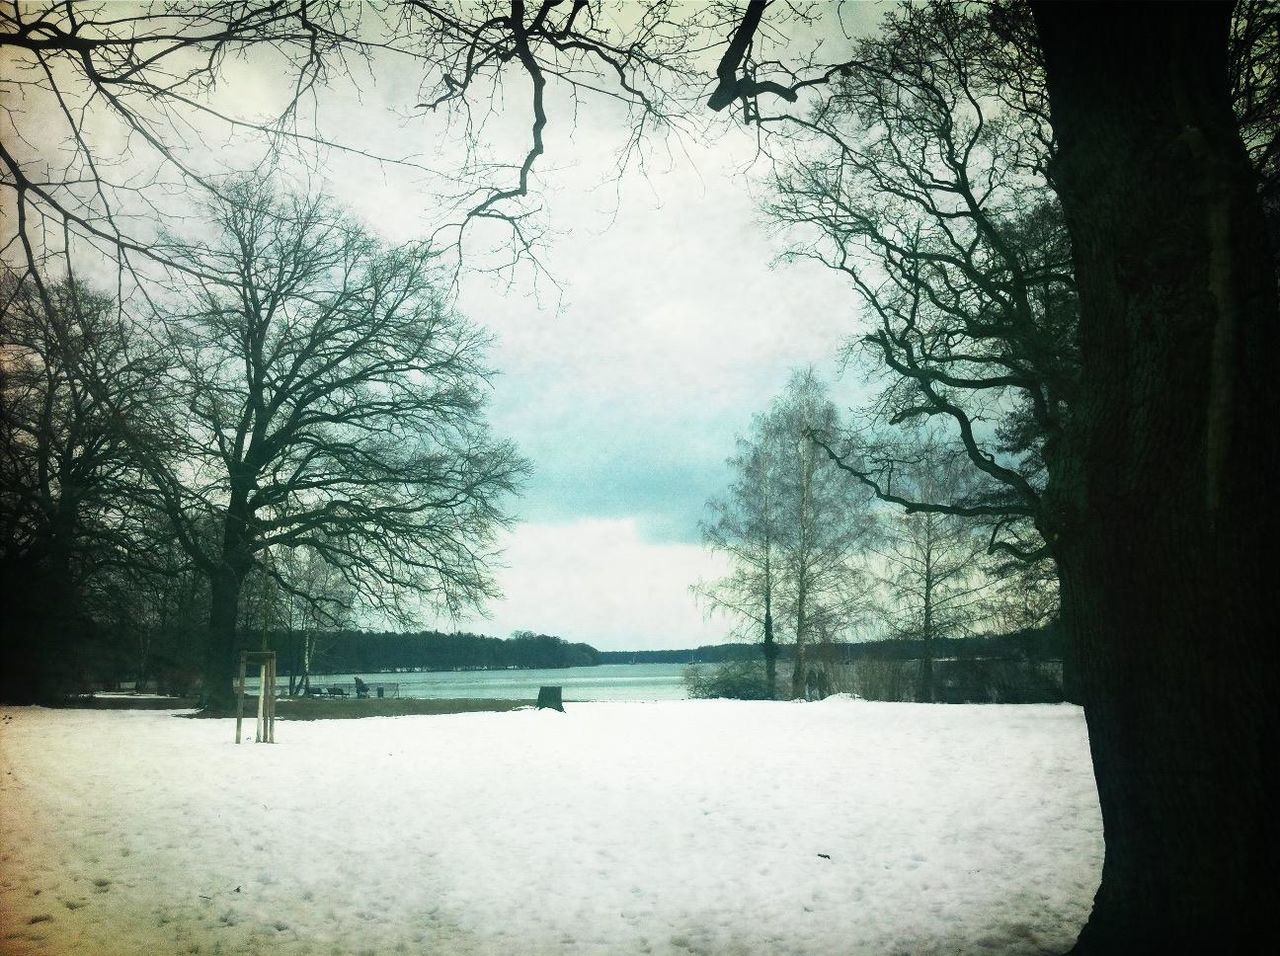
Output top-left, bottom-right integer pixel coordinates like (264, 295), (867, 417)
(536, 686), (564, 711)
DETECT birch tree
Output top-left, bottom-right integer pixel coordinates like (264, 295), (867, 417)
(876, 441), (991, 702)
(699, 369), (874, 699)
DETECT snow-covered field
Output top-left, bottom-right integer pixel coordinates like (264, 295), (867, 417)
(0, 699), (1102, 955)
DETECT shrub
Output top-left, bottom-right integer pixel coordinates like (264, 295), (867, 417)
(936, 659), (1064, 703)
(850, 659), (919, 701)
(684, 660), (772, 700)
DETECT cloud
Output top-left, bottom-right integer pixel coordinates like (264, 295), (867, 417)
(439, 519), (733, 651)
(460, 141), (873, 553)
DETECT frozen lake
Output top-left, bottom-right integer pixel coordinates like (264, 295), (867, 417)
(258, 662), (691, 701)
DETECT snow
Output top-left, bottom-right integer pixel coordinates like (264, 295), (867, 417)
(0, 699), (1103, 955)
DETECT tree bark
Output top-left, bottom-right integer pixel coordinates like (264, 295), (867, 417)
(204, 568), (244, 713)
(919, 636), (933, 704)
(1032, 4), (1279, 951)
(921, 532), (935, 704)
(204, 488), (253, 713)
(763, 594), (778, 700)
(791, 595), (808, 699)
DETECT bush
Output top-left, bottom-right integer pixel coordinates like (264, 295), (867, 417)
(936, 659), (1064, 704)
(684, 660), (772, 700)
(849, 659), (919, 702)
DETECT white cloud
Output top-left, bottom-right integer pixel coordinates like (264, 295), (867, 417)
(439, 519), (733, 651)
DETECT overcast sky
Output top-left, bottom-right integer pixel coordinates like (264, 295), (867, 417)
(411, 128), (873, 649)
(324, 135), (872, 649)
(11, 2), (887, 652)
(293, 11), (888, 651)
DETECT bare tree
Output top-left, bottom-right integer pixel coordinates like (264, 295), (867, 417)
(1, 1), (708, 289)
(1231, 0), (1280, 265)
(763, 2), (1074, 576)
(696, 415), (784, 697)
(0, 273), (168, 698)
(711, 0), (1280, 946)
(0, 3), (378, 282)
(705, 6), (1278, 940)
(874, 438), (992, 702)
(142, 183), (527, 710)
(254, 543), (356, 695)
(770, 369), (875, 698)
(698, 368), (874, 699)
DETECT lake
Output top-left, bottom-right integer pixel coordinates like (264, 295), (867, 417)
(263, 663), (692, 702)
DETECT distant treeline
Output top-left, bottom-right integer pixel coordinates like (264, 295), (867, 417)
(598, 624), (1062, 666)
(300, 629), (600, 674)
(598, 644), (761, 665)
(306, 623), (1061, 674)
(68, 621), (1060, 693)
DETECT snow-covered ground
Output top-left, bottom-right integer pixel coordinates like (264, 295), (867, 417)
(0, 699), (1102, 955)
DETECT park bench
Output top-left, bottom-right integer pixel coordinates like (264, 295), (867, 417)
(302, 681), (399, 699)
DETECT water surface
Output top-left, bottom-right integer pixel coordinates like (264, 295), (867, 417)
(265, 663), (691, 702)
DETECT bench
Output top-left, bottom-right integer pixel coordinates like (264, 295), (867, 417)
(302, 682), (400, 699)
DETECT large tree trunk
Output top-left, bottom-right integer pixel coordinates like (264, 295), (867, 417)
(1032, 4), (1279, 951)
(203, 491), (253, 713)
(204, 568), (244, 713)
(0, 552), (77, 702)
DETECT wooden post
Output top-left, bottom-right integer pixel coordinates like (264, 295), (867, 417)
(235, 652), (247, 744)
(266, 655), (276, 744)
(263, 657), (270, 744)
(255, 661), (266, 743)
(240, 650), (278, 744)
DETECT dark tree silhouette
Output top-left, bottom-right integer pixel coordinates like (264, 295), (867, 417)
(0, 2), (372, 281)
(1231, 0), (1280, 265)
(0, 275), (169, 699)
(874, 439), (992, 703)
(712, 1), (1279, 948)
(764, 0), (1072, 581)
(146, 184), (527, 710)
(1027, 4), (1279, 951)
(0, 1), (700, 284)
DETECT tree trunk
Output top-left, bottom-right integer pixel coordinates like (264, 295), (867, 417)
(203, 482), (256, 712)
(204, 568), (244, 713)
(302, 630), (314, 695)
(919, 636), (933, 704)
(791, 595), (807, 699)
(921, 549), (934, 704)
(763, 586), (777, 699)
(1032, 4), (1279, 951)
